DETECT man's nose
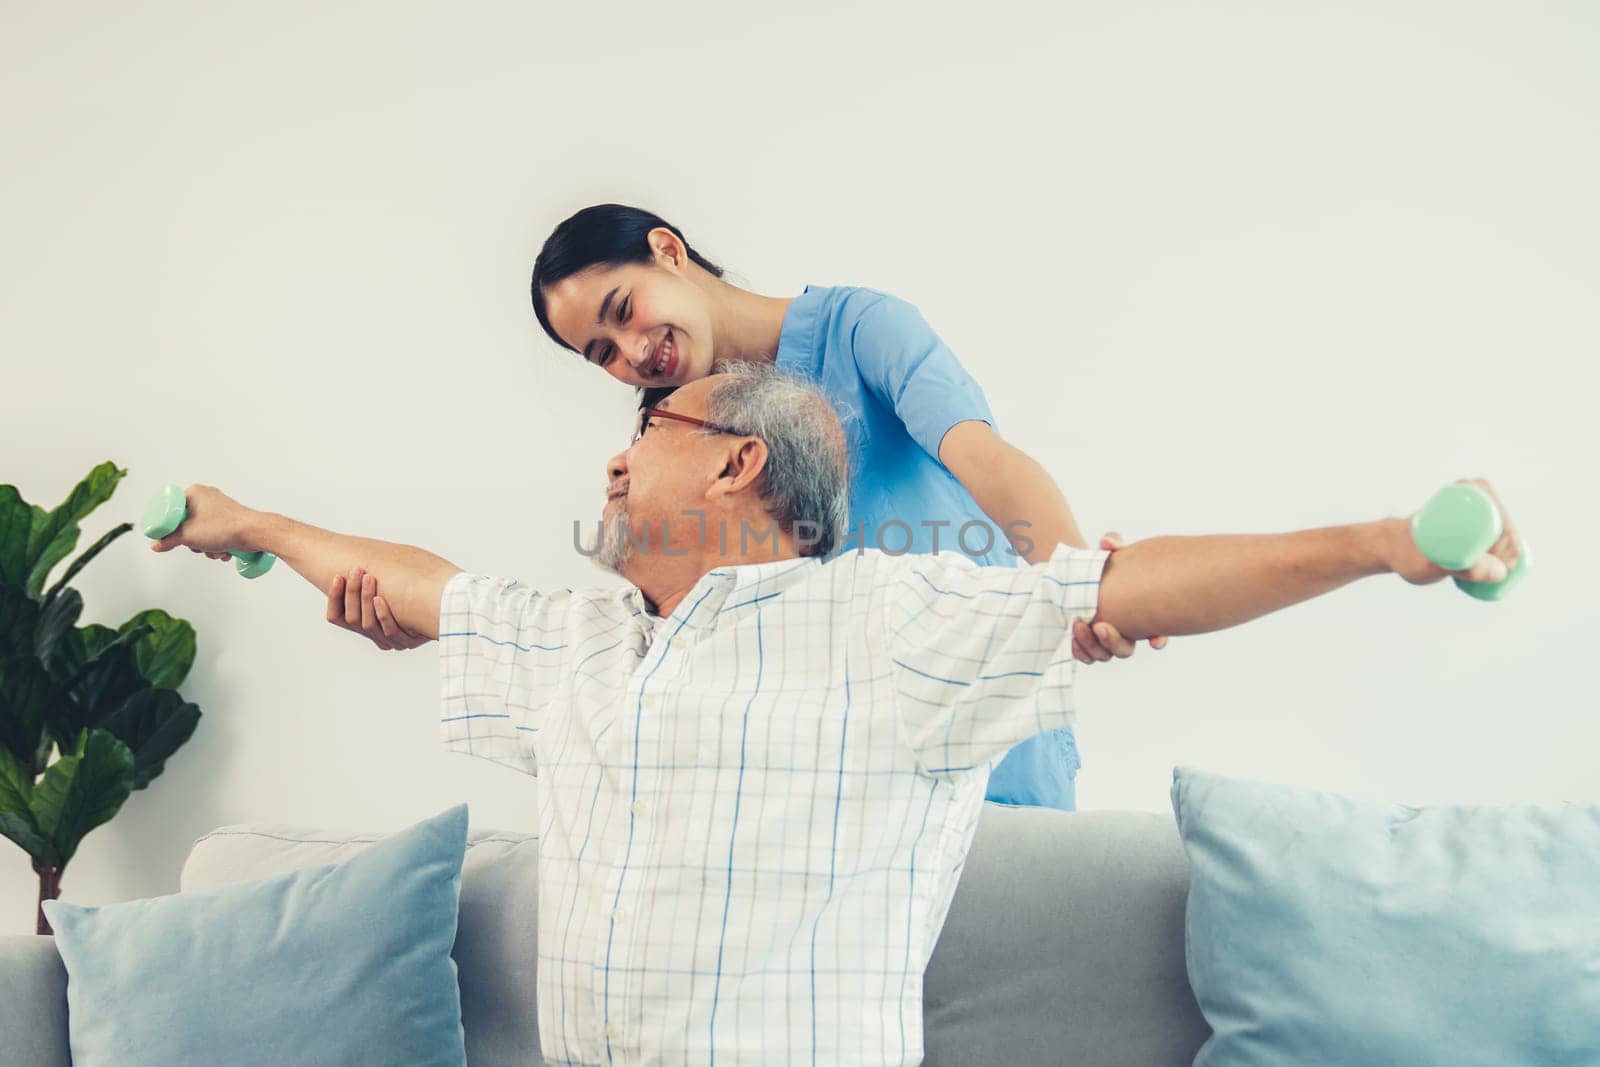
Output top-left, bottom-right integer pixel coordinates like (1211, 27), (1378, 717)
(606, 449), (628, 482)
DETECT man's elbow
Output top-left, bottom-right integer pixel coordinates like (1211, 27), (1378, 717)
(1090, 554), (1153, 641)
(406, 564), (463, 641)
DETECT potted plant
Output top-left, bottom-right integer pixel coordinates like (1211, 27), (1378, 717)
(0, 462), (202, 934)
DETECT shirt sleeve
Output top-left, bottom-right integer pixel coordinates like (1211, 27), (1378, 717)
(882, 543), (1109, 782)
(848, 292), (997, 462)
(437, 572), (551, 776)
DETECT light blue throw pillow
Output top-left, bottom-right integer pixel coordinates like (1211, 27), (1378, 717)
(1171, 766), (1600, 1067)
(44, 804), (469, 1067)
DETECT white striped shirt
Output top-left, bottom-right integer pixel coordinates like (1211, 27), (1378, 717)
(439, 543), (1108, 1066)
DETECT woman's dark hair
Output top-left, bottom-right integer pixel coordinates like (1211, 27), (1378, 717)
(530, 204), (724, 354)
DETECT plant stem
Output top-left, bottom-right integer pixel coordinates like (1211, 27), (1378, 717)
(36, 864), (61, 936)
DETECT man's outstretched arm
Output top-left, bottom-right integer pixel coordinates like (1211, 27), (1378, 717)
(149, 484), (461, 640)
(1093, 480), (1524, 641)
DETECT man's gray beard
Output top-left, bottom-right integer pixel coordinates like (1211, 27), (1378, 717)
(594, 509), (634, 576)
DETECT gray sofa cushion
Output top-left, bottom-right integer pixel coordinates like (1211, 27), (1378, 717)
(924, 806), (1209, 1066)
(183, 806), (1208, 1067)
(0, 933), (71, 1067)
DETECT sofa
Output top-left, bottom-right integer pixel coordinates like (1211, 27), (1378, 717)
(0, 804), (1211, 1065)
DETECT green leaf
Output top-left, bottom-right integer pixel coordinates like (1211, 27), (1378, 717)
(0, 486), (30, 590)
(0, 582), (40, 661)
(59, 626), (152, 735)
(49, 623), (117, 688)
(0, 747), (48, 861)
(31, 733), (53, 778)
(24, 462), (126, 599)
(103, 688), (201, 789)
(78, 624), (121, 661)
(34, 588), (83, 674)
(0, 744), (35, 815)
(0, 655), (57, 769)
(124, 609), (196, 691)
(0, 812), (51, 864)
(26, 505), (77, 602)
(43, 522), (131, 603)
(30, 729), (133, 868)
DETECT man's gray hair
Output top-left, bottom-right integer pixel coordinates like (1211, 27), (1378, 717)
(705, 361), (851, 558)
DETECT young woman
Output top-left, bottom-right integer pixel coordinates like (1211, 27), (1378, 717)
(517, 203), (1164, 811)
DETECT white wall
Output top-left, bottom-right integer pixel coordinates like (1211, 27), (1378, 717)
(2, 1), (1595, 930)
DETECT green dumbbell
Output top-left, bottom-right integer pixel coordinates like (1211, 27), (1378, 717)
(141, 484), (276, 579)
(1410, 483), (1529, 601)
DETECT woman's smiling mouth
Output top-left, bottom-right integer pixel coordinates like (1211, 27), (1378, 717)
(645, 329), (678, 378)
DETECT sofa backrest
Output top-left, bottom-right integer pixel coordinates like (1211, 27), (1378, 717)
(922, 806), (1209, 1066)
(182, 805), (1209, 1066)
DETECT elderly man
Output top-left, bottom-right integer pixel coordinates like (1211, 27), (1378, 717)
(155, 365), (1523, 1066)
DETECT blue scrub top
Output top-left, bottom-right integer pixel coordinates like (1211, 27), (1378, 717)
(774, 285), (1080, 809)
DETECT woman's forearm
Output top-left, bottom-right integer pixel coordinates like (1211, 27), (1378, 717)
(980, 447), (1087, 561)
(942, 422), (1087, 561)
(1094, 520), (1402, 640)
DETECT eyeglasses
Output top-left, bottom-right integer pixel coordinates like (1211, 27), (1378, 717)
(631, 406), (744, 446)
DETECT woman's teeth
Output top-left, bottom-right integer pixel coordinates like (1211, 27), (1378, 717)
(650, 332), (677, 377)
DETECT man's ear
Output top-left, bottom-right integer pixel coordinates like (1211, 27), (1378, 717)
(648, 227), (686, 271)
(707, 438), (768, 501)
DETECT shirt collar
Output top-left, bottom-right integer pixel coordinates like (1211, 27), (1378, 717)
(711, 554), (822, 598)
(634, 555), (824, 627)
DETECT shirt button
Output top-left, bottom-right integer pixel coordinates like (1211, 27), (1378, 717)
(611, 908), (627, 924)
(631, 801), (648, 816)
(603, 1023), (620, 1039)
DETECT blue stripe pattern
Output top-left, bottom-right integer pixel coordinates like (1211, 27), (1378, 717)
(436, 546), (1107, 1064)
